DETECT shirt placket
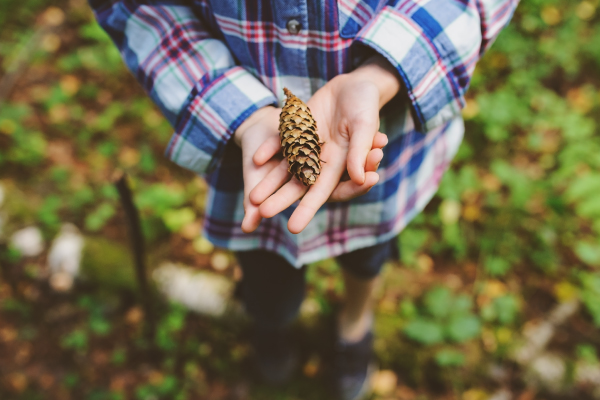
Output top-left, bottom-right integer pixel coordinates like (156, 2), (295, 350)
(273, 0), (311, 102)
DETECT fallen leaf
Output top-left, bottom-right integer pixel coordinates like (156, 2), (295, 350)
(118, 147), (141, 168)
(125, 306), (144, 325)
(462, 99), (480, 120)
(371, 370), (397, 396)
(576, 1), (596, 20)
(60, 75), (81, 96)
(440, 199), (461, 225)
(541, 6), (561, 25)
(416, 254), (434, 273)
(41, 33), (61, 52)
(193, 236), (214, 254)
(38, 373), (55, 390)
(5, 373), (27, 393)
(303, 354), (320, 378)
(0, 327), (18, 342)
(49, 271), (74, 292)
(41, 7), (65, 26)
(463, 389), (488, 400)
(181, 221), (201, 240)
(210, 252), (229, 271)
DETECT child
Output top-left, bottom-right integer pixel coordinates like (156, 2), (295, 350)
(90, 0), (519, 398)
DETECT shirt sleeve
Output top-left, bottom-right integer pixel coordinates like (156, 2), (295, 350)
(352, 0), (520, 133)
(89, 0), (278, 174)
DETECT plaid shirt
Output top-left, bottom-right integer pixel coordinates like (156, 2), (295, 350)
(91, 0), (518, 267)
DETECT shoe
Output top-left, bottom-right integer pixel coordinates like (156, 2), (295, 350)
(332, 330), (376, 400)
(252, 327), (298, 386)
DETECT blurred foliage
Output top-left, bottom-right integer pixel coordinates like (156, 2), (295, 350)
(1, 0), (600, 399)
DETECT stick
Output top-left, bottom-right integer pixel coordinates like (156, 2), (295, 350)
(114, 172), (156, 342)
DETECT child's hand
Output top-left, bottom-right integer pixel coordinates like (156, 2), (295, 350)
(235, 106), (283, 233)
(249, 55), (401, 234)
(237, 105), (387, 234)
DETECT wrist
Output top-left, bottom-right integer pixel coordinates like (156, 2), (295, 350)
(351, 54), (402, 108)
(234, 106), (276, 147)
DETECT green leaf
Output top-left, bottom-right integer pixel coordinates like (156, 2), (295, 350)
(424, 286), (453, 318)
(162, 207), (196, 232)
(494, 295), (520, 325)
(85, 202), (116, 232)
(565, 174), (600, 203)
(580, 272), (600, 327)
(452, 294), (474, 315)
(484, 257), (512, 276)
(575, 241), (600, 267)
(61, 329), (88, 350)
(435, 349), (466, 367)
(404, 318), (444, 345)
(445, 314), (481, 342)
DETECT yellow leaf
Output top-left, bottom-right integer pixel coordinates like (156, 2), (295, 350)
(462, 98), (480, 120)
(576, 1), (596, 20)
(42, 7), (65, 27)
(41, 33), (61, 52)
(371, 370), (397, 396)
(541, 6), (561, 25)
(496, 327), (513, 344)
(416, 254), (434, 273)
(440, 199), (461, 225)
(462, 204), (481, 222)
(0, 119), (17, 135)
(554, 281), (579, 303)
(463, 389), (488, 400)
(60, 75), (81, 96)
(210, 252), (229, 271)
(303, 354), (321, 378)
(193, 236), (214, 254)
(483, 280), (507, 299)
(118, 147), (140, 168)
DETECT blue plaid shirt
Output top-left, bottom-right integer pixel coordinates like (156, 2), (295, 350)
(90, 0), (518, 267)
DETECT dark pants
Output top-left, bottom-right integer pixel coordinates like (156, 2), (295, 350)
(235, 239), (397, 330)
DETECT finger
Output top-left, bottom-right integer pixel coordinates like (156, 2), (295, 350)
(249, 159), (290, 205)
(365, 148), (384, 172)
(372, 132), (388, 149)
(287, 152), (347, 233)
(329, 171), (379, 202)
(347, 122), (378, 185)
(241, 204), (263, 233)
(259, 178), (308, 218)
(253, 136), (281, 166)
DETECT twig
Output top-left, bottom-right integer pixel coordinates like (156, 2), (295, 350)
(114, 172), (156, 342)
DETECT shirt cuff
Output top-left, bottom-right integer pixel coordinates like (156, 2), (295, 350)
(353, 7), (464, 133)
(165, 66), (278, 175)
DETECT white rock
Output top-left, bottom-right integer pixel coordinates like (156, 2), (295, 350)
(548, 299), (580, 325)
(575, 361), (600, 387)
(527, 352), (566, 392)
(10, 226), (44, 257)
(488, 389), (512, 400)
(153, 263), (233, 317)
(514, 321), (554, 364)
(48, 223), (85, 277)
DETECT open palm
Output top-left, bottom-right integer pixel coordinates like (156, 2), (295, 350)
(249, 75), (384, 234)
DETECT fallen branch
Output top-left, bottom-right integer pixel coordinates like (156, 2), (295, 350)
(114, 172), (156, 342)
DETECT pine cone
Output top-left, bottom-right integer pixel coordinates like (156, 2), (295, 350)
(279, 88), (323, 186)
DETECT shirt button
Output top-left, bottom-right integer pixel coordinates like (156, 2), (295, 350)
(286, 19), (301, 35)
